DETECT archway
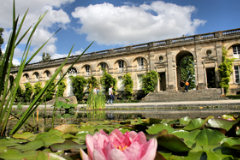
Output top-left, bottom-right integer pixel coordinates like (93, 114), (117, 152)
(176, 51), (195, 91)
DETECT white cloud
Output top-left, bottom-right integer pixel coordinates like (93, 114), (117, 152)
(72, 1), (205, 45)
(0, 0), (74, 63)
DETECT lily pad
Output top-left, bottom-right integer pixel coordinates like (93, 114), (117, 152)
(13, 132), (36, 141)
(221, 137), (240, 150)
(172, 130), (200, 148)
(50, 140), (83, 152)
(35, 129), (65, 147)
(55, 124), (79, 134)
(183, 118), (204, 131)
(147, 123), (174, 135)
(179, 116), (191, 126)
(156, 130), (190, 153)
(207, 118), (238, 131)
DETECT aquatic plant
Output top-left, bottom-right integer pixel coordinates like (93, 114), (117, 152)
(0, 0), (93, 136)
(80, 129), (157, 160)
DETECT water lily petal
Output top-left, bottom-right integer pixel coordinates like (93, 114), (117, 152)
(80, 148), (90, 160)
(93, 150), (106, 160)
(109, 129), (125, 146)
(107, 148), (128, 160)
(123, 141), (141, 160)
(140, 138), (157, 160)
(86, 135), (94, 160)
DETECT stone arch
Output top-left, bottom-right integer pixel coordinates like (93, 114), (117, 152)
(68, 67), (78, 75)
(43, 70), (51, 79)
(176, 51), (195, 91)
(82, 64), (91, 76)
(133, 57), (148, 70)
(23, 73), (30, 82)
(114, 59), (127, 72)
(33, 72), (39, 80)
(97, 62), (109, 73)
(228, 43), (240, 56)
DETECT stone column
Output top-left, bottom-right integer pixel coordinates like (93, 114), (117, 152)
(148, 51), (155, 71)
(215, 41), (223, 87)
(166, 50), (176, 91)
(195, 46), (206, 89)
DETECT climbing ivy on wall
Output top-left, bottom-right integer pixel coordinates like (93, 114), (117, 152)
(24, 82), (33, 102)
(33, 82), (42, 99)
(71, 76), (87, 102)
(179, 55), (195, 89)
(219, 47), (234, 94)
(122, 73), (133, 100)
(100, 71), (117, 93)
(56, 80), (66, 97)
(142, 71), (158, 94)
(87, 76), (98, 91)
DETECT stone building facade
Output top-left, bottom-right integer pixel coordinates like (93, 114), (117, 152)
(11, 28), (240, 97)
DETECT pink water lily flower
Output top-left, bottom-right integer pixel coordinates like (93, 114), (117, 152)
(80, 129), (157, 160)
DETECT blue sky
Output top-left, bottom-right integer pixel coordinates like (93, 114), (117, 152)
(0, 0), (240, 64)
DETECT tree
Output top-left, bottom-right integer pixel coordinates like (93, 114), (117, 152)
(24, 82), (33, 102)
(0, 28), (3, 57)
(179, 55), (195, 89)
(56, 80), (66, 97)
(142, 71), (158, 94)
(71, 76), (87, 102)
(122, 73), (133, 100)
(42, 52), (51, 62)
(219, 47), (234, 94)
(15, 86), (24, 102)
(100, 71), (117, 93)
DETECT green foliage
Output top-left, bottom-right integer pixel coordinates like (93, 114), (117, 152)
(142, 70), (158, 94)
(15, 86), (24, 102)
(87, 76), (98, 91)
(56, 80), (66, 97)
(179, 55), (195, 89)
(71, 76), (87, 102)
(33, 82), (42, 99)
(87, 89), (105, 110)
(23, 82), (33, 102)
(43, 81), (55, 101)
(122, 73), (133, 100)
(0, 28), (3, 56)
(100, 71), (117, 93)
(219, 47), (234, 94)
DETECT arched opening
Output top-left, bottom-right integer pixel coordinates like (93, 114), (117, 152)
(84, 65), (91, 76)
(23, 73), (29, 81)
(115, 60), (126, 72)
(98, 62), (108, 73)
(44, 70), (51, 79)
(176, 51), (195, 91)
(68, 67), (77, 75)
(33, 72), (39, 80)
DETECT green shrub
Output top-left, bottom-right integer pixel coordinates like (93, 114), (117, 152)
(100, 71), (117, 93)
(56, 80), (66, 97)
(71, 76), (87, 102)
(219, 47), (234, 94)
(15, 86), (24, 102)
(122, 73), (133, 100)
(142, 71), (158, 94)
(87, 76), (98, 91)
(33, 82), (42, 99)
(44, 81), (56, 101)
(23, 82), (33, 102)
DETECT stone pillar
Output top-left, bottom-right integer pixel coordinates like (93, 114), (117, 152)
(215, 42), (223, 87)
(148, 51), (155, 71)
(166, 50), (176, 91)
(195, 46), (206, 89)
(66, 75), (74, 97)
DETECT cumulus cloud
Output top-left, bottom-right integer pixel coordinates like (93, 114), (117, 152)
(72, 1), (205, 45)
(0, 0), (74, 64)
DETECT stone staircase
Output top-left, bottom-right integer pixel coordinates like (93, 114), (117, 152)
(142, 88), (227, 102)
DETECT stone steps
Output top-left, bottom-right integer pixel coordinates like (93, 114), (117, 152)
(142, 88), (227, 102)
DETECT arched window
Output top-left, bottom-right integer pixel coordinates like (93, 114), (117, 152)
(33, 72), (39, 80)
(44, 70), (51, 78)
(137, 57), (145, 70)
(85, 65), (90, 75)
(23, 73), (29, 80)
(233, 45), (240, 55)
(68, 67), (77, 74)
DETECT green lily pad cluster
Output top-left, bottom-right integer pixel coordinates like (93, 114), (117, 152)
(147, 115), (240, 160)
(0, 115), (240, 160)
